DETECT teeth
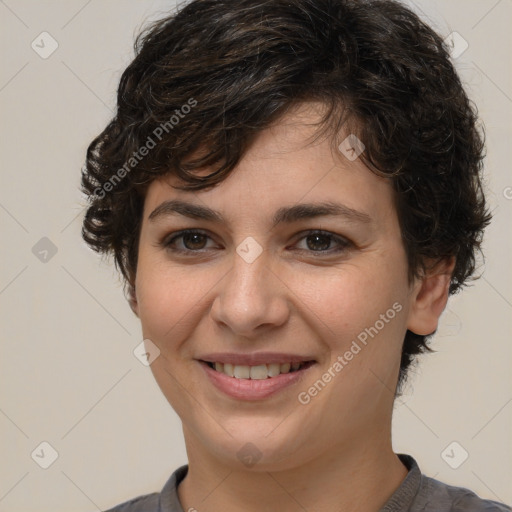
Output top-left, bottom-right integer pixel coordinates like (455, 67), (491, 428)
(223, 363), (234, 377)
(267, 363), (281, 377)
(209, 361), (306, 379)
(281, 362), (291, 373)
(234, 365), (250, 379)
(250, 365), (268, 380)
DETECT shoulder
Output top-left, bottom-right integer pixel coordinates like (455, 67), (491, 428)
(101, 464), (189, 512)
(391, 455), (511, 512)
(420, 474), (512, 512)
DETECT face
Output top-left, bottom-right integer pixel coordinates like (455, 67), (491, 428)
(133, 104), (435, 472)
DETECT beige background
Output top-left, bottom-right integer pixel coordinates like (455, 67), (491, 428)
(1, 1), (511, 510)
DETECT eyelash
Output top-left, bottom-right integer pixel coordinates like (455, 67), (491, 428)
(161, 229), (352, 256)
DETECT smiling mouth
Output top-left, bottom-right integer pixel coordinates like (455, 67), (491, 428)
(201, 360), (316, 379)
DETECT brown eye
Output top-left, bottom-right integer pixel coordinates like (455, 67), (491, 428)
(294, 230), (351, 255)
(163, 229), (216, 253)
(181, 232), (208, 250)
(305, 233), (332, 251)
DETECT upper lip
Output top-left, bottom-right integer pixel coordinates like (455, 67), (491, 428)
(198, 352), (317, 366)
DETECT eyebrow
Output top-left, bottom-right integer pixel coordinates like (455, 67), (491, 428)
(148, 199), (372, 227)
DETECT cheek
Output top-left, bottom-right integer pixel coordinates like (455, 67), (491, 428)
(286, 255), (409, 405)
(135, 256), (211, 345)
(288, 257), (408, 342)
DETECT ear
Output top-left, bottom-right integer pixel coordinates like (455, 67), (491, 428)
(128, 283), (139, 317)
(407, 257), (456, 336)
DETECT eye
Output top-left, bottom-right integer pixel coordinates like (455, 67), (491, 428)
(292, 230), (351, 254)
(161, 229), (351, 256)
(162, 229), (218, 253)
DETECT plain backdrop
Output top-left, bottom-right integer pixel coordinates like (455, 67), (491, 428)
(1, 1), (511, 510)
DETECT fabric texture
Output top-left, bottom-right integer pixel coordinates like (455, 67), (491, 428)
(103, 454), (512, 512)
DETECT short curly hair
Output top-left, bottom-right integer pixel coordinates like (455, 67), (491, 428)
(81, 0), (491, 387)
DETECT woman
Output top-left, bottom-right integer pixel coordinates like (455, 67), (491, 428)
(81, 0), (511, 510)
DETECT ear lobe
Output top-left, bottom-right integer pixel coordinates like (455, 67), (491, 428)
(128, 284), (139, 317)
(407, 257), (455, 336)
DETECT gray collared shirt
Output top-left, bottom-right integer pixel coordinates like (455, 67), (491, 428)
(104, 454), (511, 511)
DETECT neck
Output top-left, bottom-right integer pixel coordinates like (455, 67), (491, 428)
(177, 431), (408, 512)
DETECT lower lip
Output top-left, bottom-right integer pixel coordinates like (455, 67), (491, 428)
(199, 361), (315, 401)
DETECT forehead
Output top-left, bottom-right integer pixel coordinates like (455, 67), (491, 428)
(142, 104), (397, 228)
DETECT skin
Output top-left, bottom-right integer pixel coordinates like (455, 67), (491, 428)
(131, 103), (454, 512)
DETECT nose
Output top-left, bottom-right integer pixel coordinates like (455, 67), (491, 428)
(210, 250), (290, 338)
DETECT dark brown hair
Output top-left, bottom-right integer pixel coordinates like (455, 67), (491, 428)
(81, 0), (491, 386)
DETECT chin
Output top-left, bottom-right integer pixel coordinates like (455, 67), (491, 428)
(197, 421), (312, 472)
